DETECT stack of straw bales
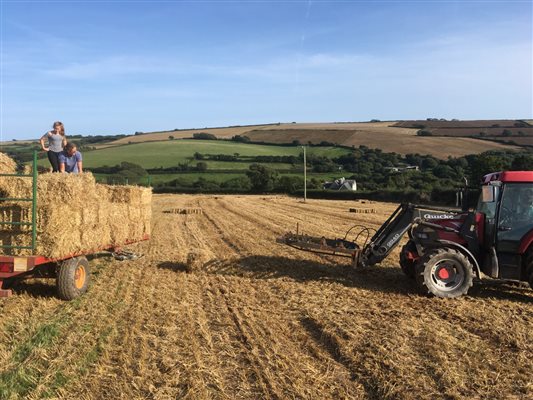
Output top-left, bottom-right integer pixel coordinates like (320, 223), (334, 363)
(0, 153), (151, 258)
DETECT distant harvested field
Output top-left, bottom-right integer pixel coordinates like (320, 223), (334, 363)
(391, 120), (532, 148)
(0, 140), (35, 147)
(1, 194), (531, 399)
(430, 127), (533, 137)
(485, 136), (533, 146)
(97, 121), (522, 158)
(97, 125), (274, 148)
(392, 120), (528, 129)
(260, 121), (396, 130)
(95, 122), (395, 148)
(246, 129), (521, 158)
(246, 129), (357, 144)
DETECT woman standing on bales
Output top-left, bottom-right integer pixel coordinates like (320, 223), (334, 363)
(40, 121), (67, 172)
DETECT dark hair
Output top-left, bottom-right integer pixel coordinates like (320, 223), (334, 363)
(64, 142), (77, 152)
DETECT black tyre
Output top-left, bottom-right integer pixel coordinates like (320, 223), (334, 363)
(400, 241), (418, 279)
(415, 248), (474, 298)
(56, 256), (90, 300)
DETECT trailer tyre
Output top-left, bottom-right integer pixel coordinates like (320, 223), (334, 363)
(400, 241), (418, 279)
(415, 248), (473, 298)
(57, 256), (90, 301)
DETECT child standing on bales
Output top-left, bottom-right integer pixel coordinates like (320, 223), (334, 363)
(59, 142), (83, 173)
(40, 121), (67, 172)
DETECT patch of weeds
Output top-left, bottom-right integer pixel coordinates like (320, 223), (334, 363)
(90, 261), (108, 279)
(12, 322), (62, 363)
(78, 326), (114, 375)
(3, 322), (17, 336)
(0, 366), (40, 399)
(0, 318), (68, 399)
(41, 372), (69, 399)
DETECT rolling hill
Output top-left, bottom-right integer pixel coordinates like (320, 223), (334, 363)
(92, 121), (525, 159)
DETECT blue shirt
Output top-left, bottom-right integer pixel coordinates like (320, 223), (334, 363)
(58, 151), (82, 173)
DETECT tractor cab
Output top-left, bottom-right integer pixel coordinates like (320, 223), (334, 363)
(477, 171), (533, 281)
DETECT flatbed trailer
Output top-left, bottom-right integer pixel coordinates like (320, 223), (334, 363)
(0, 234), (150, 300)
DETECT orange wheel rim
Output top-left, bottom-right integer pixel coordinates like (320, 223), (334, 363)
(74, 266), (86, 289)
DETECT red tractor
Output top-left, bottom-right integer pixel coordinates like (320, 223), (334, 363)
(278, 171), (533, 298)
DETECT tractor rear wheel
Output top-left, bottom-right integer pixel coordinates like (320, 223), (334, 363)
(415, 248), (473, 298)
(56, 256), (90, 301)
(400, 241), (418, 279)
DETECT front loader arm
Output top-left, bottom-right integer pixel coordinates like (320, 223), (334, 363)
(359, 204), (416, 266)
(360, 203), (462, 266)
(277, 203), (460, 268)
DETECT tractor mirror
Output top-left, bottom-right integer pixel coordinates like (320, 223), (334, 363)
(481, 185), (495, 202)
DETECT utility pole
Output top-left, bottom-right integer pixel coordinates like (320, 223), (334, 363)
(301, 146), (307, 202)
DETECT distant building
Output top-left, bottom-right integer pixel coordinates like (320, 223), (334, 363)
(323, 177), (357, 191)
(384, 165), (419, 173)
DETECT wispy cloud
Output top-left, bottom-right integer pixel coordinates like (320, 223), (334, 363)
(44, 56), (174, 79)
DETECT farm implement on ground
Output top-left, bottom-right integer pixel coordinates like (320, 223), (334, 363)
(278, 171), (533, 298)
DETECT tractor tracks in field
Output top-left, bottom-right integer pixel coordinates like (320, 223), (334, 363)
(270, 199), (357, 221)
(204, 198), (318, 257)
(216, 283), (282, 398)
(298, 315), (379, 398)
(212, 276), (308, 399)
(199, 197), (305, 259)
(199, 272), (361, 398)
(262, 198), (386, 233)
(228, 197), (351, 239)
(76, 259), (156, 398)
(199, 206), (243, 256)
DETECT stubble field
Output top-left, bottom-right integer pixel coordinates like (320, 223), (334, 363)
(92, 122), (521, 158)
(0, 195), (532, 399)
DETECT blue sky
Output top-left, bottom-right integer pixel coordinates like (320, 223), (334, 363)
(1, 0), (532, 139)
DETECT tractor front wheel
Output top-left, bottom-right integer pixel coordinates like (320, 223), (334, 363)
(56, 256), (90, 300)
(400, 241), (418, 279)
(416, 248), (473, 298)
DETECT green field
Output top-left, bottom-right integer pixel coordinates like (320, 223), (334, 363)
(36, 140), (350, 169)
(33, 139), (353, 188)
(93, 172), (247, 185)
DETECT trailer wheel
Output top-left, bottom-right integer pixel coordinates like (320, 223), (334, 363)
(56, 256), (90, 300)
(415, 248), (473, 298)
(400, 241), (418, 279)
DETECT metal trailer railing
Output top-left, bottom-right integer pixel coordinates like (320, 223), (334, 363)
(0, 150), (37, 252)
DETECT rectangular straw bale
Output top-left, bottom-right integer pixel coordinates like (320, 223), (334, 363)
(0, 176), (33, 201)
(0, 153), (152, 258)
(0, 232), (31, 254)
(0, 153), (17, 174)
(38, 173), (98, 202)
(107, 203), (130, 244)
(0, 205), (31, 232)
(127, 206), (144, 239)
